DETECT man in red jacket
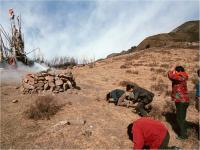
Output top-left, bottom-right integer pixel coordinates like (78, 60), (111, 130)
(168, 65), (189, 140)
(129, 117), (170, 149)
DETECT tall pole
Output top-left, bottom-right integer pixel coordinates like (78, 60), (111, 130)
(0, 32), (4, 62)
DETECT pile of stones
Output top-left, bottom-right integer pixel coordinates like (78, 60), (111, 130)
(21, 71), (76, 94)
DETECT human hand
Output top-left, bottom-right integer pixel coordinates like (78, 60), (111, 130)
(169, 64), (176, 71)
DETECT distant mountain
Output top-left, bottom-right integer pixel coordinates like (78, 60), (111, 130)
(137, 20), (199, 50)
(106, 20), (199, 58)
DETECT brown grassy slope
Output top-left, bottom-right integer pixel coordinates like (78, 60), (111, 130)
(137, 21), (199, 50)
(1, 47), (199, 149)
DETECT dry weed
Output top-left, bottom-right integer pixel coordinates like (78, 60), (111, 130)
(162, 100), (175, 114)
(149, 105), (163, 120)
(132, 63), (143, 67)
(126, 70), (139, 74)
(155, 68), (166, 76)
(150, 68), (156, 72)
(148, 61), (158, 67)
(119, 80), (135, 87)
(191, 77), (198, 85)
(24, 95), (63, 120)
(193, 55), (199, 62)
(126, 55), (134, 61)
(151, 82), (168, 93)
(160, 64), (169, 69)
(165, 90), (171, 97)
(150, 76), (157, 81)
(128, 53), (142, 60)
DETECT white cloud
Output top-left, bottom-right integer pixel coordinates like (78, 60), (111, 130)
(0, 0), (199, 61)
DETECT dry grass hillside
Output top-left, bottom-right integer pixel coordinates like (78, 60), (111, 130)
(136, 21), (199, 50)
(1, 47), (199, 149)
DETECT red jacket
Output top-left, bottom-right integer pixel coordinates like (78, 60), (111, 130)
(132, 117), (168, 150)
(168, 71), (189, 103)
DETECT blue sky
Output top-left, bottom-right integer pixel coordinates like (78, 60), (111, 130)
(0, 0), (199, 61)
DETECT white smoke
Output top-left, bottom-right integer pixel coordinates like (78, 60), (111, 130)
(0, 61), (49, 83)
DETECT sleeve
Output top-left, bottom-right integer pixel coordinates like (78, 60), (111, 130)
(168, 71), (188, 82)
(117, 93), (127, 106)
(133, 125), (144, 149)
(134, 91), (140, 101)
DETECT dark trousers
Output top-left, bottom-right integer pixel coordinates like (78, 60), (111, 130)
(175, 102), (189, 138)
(159, 131), (170, 149)
(135, 102), (148, 116)
(135, 96), (153, 116)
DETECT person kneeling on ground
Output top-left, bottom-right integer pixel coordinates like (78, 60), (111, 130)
(128, 117), (170, 149)
(106, 87), (134, 106)
(118, 83), (154, 116)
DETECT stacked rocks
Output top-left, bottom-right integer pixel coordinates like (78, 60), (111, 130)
(21, 71), (76, 94)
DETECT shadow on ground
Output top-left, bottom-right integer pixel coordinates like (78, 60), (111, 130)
(164, 112), (199, 140)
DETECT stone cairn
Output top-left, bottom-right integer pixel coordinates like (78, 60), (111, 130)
(21, 71), (76, 94)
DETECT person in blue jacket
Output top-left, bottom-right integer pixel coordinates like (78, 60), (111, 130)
(195, 69), (200, 111)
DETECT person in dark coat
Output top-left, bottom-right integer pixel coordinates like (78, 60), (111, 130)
(106, 84), (136, 106)
(168, 65), (189, 140)
(118, 83), (154, 116)
(106, 89), (126, 105)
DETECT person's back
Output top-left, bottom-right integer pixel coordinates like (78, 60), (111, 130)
(134, 86), (154, 103)
(132, 117), (168, 149)
(107, 89), (125, 104)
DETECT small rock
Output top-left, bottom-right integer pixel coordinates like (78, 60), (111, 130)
(35, 82), (44, 87)
(26, 75), (35, 82)
(82, 130), (92, 137)
(38, 77), (45, 81)
(59, 88), (64, 92)
(44, 83), (49, 90)
(28, 80), (35, 85)
(67, 80), (73, 89)
(63, 83), (69, 91)
(66, 101), (72, 105)
(45, 76), (54, 82)
(23, 83), (34, 90)
(49, 82), (55, 87)
(15, 86), (20, 89)
(55, 80), (63, 86)
(12, 99), (18, 103)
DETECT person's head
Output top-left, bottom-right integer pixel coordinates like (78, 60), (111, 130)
(175, 66), (185, 72)
(106, 93), (110, 101)
(126, 83), (138, 92)
(197, 69), (200, 77)
(126, 84), (133, 92)
(127, 123), (133, 141)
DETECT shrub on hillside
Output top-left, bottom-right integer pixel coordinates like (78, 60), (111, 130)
(25, 95), (63, 120)
(150, 68), (156, 72)
(126, 70), (139, 74)
(119, 80), (135, 87)
(132, 63), (143, 66)
(120, 62), (132, 69)
(162, 100), (176, 115)
(148, 61), (158, 67)
(150, 82), (168, 93)
(160, 64), (169, 69)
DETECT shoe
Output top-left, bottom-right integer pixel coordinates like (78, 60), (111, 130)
(176, 135), (188, 140)
(170, 146), (182, 150)
(108, 98), (115, 103)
